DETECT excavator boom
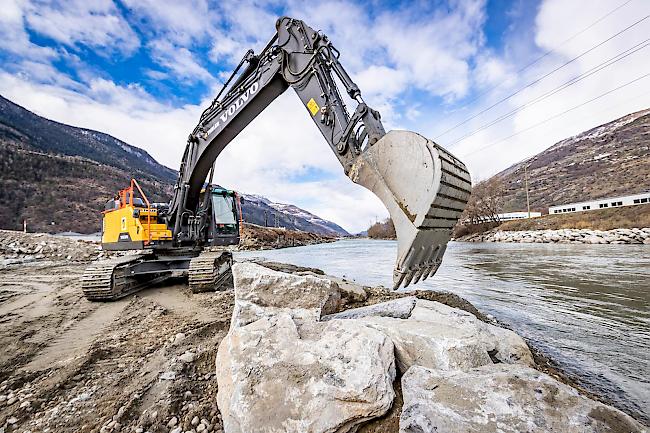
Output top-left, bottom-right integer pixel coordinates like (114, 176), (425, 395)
(169, 17), (471, 288)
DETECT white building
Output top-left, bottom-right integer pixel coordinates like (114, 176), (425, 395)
(549, 192), (650, 215)
(497, 211), (542, 221)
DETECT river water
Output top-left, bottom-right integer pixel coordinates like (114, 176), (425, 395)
(237, 239), (650, 422)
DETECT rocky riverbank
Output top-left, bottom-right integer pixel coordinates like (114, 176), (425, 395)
(0, 252), (646, 432)
(238, 223), (336, 250)
(213, 262), (647, 432)
(458, 227), (650, 244)
(0, 229), (105, 265)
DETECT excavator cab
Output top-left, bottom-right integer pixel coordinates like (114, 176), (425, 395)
(207, 187), (242, 246)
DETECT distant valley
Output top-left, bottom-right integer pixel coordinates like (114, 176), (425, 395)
(0, 95), (348, 236)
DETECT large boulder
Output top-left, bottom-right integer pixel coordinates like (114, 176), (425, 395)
(230, 262), (341, 327)
(399, 365), (647, 433)
(359, 299), (533, 373)
(216, 313), (396, 433)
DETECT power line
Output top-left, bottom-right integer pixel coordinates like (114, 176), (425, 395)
(460, 73), (649, 157)
(435, 12), (649, 139)
(448, 39), (649, 145)
(438, 0), (635, 120)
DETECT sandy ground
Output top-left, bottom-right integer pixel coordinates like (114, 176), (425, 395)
(0, 259), (235, 433)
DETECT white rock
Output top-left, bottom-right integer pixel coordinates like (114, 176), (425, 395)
(179, 351), (196, 363)
(216, 312), (395, 433)
(399, 364), (646, 433)
(7, 417), (18, 424)
(168, 417), (178, 428)
(159, 371), (176, 381)
(585, 236), (606, 244)
(322, 296), (417, 321)
(359, 300), (533, 373)
(231, 262), (341, 328)
(192, 416), (200, 426)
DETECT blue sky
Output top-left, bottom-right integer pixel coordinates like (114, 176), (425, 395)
(1, 0), (648, 232)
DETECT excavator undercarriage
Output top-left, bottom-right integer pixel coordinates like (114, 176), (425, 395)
(81, 249), (234, 301)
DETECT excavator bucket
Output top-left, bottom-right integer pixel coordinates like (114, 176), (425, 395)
(348, 130), (471, 289)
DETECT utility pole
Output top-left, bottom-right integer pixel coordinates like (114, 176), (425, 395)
(264, 210), (267, 227)
(524, 164), (531, 218)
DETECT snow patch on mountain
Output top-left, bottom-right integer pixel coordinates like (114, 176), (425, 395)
(239, 193), (349, 236)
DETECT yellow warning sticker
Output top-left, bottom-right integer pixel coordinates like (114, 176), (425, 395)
(307, 98), (320, 116)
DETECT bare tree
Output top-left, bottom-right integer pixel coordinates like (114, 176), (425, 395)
(367, 218), (396, 239)
(454, 177), (505, 236)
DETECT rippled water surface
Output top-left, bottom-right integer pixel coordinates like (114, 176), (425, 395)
(238, 239), (650, 422)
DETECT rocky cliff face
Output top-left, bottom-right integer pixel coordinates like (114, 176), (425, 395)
(495, 109), (650, 212)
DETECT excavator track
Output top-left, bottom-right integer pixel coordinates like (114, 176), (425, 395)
(81, 254), (170, 301)
(188, 250), (233, 293)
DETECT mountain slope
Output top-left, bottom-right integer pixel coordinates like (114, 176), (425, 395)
(240, 194), (348, 236)
(495, 109), (650, 212)
(0, 95), (349, 236)
(0, 95), (176, 183)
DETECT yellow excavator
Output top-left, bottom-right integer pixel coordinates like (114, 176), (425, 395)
(81, 17), (472, 301)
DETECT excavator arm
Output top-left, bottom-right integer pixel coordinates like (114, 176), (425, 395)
(168, 16), (472, 289)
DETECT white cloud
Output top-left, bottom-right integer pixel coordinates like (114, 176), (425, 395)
(374, 0), (487, 100)
(0, 0), (57, 60)
(121, 0), (211, 45)
(148, 39), (215, 83)
(23, 0), (139, 55)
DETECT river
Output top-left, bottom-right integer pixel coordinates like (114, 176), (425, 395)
(237, 239), (650, 422)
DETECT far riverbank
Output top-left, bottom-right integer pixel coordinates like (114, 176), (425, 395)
(457, 227), (650, 244)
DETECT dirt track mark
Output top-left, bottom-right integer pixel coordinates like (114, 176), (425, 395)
(24, 299), (127, 372)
